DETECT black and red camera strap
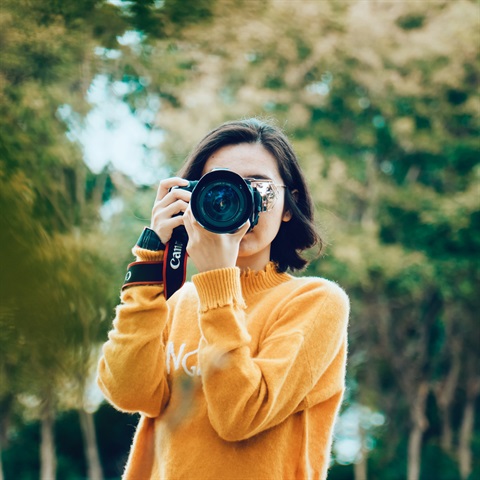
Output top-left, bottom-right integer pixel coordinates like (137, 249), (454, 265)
(163, 227), (188, 300)
(122, 226), (188, 300)
(122, 260), (164, 289)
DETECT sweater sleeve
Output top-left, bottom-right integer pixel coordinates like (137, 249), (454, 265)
(97, 249), (170, 418)
(192, 268), (349, 442)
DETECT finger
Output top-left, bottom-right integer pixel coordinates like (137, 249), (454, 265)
(155, 188), (191, 209)
(183, 205), (197, 226)
(150, 201), (188, 239)
(155, 177), (189, 202)
(182, 208), (195, 238)
(152, 199), (189, 222)
(154, 216), (185, 244)
(233, 219), (251, 237)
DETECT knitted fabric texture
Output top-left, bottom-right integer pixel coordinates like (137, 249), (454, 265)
(97, 260), (349, 480)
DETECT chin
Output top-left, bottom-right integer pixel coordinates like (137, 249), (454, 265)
(237, 245), (252, 256)
(238, 242), (257, 257)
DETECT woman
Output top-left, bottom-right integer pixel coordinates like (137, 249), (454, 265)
(97, 118), (349, 479)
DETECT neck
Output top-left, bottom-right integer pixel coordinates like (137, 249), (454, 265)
(236, 252), (271, 273)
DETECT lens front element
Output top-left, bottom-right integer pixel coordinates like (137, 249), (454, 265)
(203, 185), (241, 223)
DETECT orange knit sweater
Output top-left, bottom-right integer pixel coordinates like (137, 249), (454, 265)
(97, 251), (349, 480)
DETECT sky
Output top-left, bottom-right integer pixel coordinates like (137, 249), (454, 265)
(59, 30), (166, 186)
(79, 74), (164, 186)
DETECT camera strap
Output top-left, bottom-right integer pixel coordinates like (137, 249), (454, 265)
(163, 226), (188, 299)
(122, 261), (164, 290)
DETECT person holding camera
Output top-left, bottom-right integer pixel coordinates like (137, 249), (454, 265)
(97, 118), (349, 479)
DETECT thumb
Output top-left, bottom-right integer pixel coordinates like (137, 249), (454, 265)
(235, 220), (251, 237)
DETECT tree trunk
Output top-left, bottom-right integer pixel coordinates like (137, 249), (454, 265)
(458, 377), (480, 480)
(0, 392), (14, 480)
(79, 408), (104, 480)
(407, 381), (429, 480)
(40, 396), (56, 480)
(441, 410), (453, 453)
(0, 441), (4, 480)
(354, 456), (367, 480)
(434, 341), (460, 453)
(354, 420), (368, 480)
(0, 412), (7, 480)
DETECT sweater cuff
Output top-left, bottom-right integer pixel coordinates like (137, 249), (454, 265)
(192, 268), (246, 312)
(132, 245), (165, 262)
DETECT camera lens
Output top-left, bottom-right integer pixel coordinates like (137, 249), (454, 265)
(203, 186), (240, 223)
(191, 170), (253, 234)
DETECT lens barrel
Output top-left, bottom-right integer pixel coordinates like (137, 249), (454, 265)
(190, 170), (253, 234)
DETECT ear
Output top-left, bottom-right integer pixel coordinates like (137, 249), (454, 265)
(282, 189), (298, 222)
(282, 210), (292, 222)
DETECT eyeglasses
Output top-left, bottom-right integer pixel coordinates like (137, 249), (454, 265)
(244, 178), (287, 212)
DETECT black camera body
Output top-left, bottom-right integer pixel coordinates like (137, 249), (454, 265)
(176, 169), (263, 234)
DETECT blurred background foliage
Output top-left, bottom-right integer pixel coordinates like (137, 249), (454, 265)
(0, 0), (478, 479)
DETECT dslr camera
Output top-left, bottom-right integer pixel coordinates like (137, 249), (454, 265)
(175, 169), (280, 234)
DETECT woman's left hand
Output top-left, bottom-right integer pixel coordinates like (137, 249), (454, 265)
(183, 205), (250, 273)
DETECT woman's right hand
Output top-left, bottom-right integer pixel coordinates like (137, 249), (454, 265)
(150, 177), (191, 244)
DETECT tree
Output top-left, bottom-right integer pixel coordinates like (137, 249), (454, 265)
(119, 0), (479, 477)
(0, 1), (127, 478)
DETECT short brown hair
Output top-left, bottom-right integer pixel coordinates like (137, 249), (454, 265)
(178, 118), (322, 272)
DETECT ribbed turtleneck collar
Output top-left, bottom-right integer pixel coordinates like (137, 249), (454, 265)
(240, 262), (291, 298)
